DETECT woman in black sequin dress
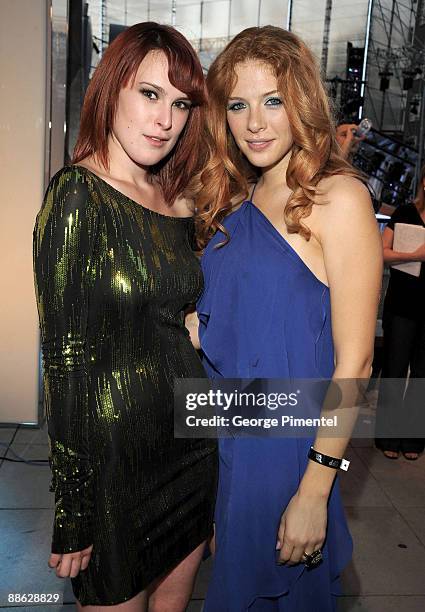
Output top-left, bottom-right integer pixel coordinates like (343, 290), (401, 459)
(33, 23), (217, 610)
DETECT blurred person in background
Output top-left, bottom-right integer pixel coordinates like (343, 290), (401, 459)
(335, 123), (365, 159)
(375, 164), (425, 460)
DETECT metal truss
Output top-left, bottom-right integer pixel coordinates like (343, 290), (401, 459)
(366, 0), (425, 133)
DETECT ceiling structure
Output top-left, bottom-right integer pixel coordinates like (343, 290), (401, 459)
(86, 0), (370, 77)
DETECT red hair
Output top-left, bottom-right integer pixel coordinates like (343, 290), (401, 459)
(195, 26), (359, 248)
(72, 22), (207, 206)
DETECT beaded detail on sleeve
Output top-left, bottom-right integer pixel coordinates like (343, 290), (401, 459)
(33, 167), (100, 553)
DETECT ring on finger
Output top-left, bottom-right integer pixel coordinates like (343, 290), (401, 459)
(302, 549), (323, 568)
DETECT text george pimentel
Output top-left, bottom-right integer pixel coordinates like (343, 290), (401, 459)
(185, 415), (338, 429)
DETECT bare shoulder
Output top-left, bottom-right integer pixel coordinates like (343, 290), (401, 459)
(313, 174), (375, 237)
(317, 174), (371, 213)
(310, 174), (379, 250)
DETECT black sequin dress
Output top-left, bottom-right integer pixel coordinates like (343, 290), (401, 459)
(33, 165), (217, 605)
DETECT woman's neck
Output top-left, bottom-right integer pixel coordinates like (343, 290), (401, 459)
(257, 149), (291, 193)
(105, 135), (151, 188)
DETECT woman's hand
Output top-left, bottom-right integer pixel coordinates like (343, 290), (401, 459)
(185, 309), (200, 350)
(48, 544), (93, 578)
(276, 491), (327, 565)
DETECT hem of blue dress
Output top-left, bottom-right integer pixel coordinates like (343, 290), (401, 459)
(245, 569), (344, 610)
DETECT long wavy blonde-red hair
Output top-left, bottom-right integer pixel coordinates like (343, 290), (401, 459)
(195, 25), (359, 248)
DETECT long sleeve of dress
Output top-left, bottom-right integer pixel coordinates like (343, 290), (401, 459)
(33, 167), (100, 554)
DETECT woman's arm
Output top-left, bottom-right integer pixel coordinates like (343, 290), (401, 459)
(33, 167), (100, 555)
(277, 176), (383, 564)
(300, 176), (382, 496)
(382, 225), (425, 264)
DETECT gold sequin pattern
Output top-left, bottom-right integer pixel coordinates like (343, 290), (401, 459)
(33, 166), (217, 605)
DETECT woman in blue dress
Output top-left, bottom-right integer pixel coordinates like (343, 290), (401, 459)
(190, 26), (382, 610)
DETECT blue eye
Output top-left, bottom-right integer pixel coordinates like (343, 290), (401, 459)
(265, 97), (283, 106)
(141, 89), (158, 100)
(227, 101), (246, 112)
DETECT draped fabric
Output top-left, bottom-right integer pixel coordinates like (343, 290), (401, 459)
(197, 200), (352, 611)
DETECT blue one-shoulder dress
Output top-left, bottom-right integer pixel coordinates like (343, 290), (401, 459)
(197, 200), (353, 611)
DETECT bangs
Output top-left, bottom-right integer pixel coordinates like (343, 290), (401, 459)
(73, 22), (207, 205)
(165, 45), (206, 105)
(122, 31), (206, 106)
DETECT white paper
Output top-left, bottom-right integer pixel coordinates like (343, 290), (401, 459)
(391, 223), (425, 277)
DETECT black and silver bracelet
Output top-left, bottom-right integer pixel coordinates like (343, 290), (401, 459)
(308, 446), (350, 471)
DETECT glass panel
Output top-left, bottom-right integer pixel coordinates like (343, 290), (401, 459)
(290, 0), (327, 62)
(229, 0), (261, 35)
(259, 0), (288, 28)
(202, 0), (231, 38)
(175, 0), (202, 41)
(327, 0), (369, 78)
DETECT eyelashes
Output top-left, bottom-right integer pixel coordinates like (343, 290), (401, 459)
(227, 97), (283, 112)
(173, 100), (192, 111)
(265, 97), (283, 106)
(227, 101), (246, 112)
(141, 88), (158, 100)
(140, 88), (192, 111)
